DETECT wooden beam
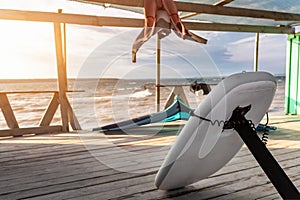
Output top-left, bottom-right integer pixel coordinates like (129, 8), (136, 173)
(0, 9), (144, 27)
(65, 97), (82, 130)
(78, 0), (144, 8)
(0, 9), (294, 34)
(184, 21), (294, 34)
(214, 0), (235, 7)
(176, 2), (300, 22)
(0, 126), (63, 137)
(79, 0), (300, 21)
(39, 92), (60, 127)
(181, 0), (234, 19)
(0, 90), (84, 94)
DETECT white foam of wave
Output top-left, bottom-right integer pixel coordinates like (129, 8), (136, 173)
(130, 89), (153, 98)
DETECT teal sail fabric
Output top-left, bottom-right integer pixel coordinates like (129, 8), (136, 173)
(93, 96), (193, 132)
(161, 112), (191, 122)
(93, 95), (276, 133)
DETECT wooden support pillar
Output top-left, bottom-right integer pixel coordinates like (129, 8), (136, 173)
(156, 35), (161, 112)
(254, 32), (259, 72)
(53, 9), (81, 131)
(54, 9), (69, 132)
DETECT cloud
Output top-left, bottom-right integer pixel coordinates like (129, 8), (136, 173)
(0, 0), (290, 78)
(196, 32), (288, 75)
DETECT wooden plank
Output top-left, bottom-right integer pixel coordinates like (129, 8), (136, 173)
(0, 132), (298, 188)
(0, 9), (294, 34)
(39, 92), (60, 126)
(0, 90), (84, 94)
(214, 148), (300, 177)
(0, 135), (171, 168)
(80, 0), (300, 21)
(0, 132), (174, 164)
(213, 176), (300, 200)
(109, 157), (300, 200)
(0, 134), (171, 180)
(0, 171), (139, 199)
(0, 151), (162, 187)
(0, 134), (169, 197)
(0, 115), (298, 199)
(0, 144), (296, 198)
(24, 155), (299, 200)
(0, 93), (19, 129)
(0, 126), (63, 137)
(0, 154), (296, 200)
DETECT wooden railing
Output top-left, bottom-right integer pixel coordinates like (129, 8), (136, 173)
(0, 90), (83, 137)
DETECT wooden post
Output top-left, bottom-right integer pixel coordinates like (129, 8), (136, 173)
(54, 9), (69, 132)
(164, 86), (189, 109)
(156, 35), (161, 112)
(0, 93), (19, 129)
(254, 32), (259, 72)
(66, 99), (82, 130)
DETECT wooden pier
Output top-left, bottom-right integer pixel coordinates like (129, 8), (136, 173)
(0, 2), (300, 199)
(0, 114), (299, 199)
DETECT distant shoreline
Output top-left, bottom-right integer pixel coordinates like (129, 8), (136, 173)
(0, 74), (286, 83)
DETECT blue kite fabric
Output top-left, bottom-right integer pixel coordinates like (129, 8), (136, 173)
(93, 96), (193, 132)
(93, 96), (277, 133)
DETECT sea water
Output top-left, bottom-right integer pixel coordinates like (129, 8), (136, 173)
(0, 76), (285, 130)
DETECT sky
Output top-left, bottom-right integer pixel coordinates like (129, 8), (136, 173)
(0, 0), (289, 79)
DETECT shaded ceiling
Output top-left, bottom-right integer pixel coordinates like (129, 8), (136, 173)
(71, 0), (300, 33)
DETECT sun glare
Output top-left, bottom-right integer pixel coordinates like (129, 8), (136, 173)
(0, 20), (56, 79)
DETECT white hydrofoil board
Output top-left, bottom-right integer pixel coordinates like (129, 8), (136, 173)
(155, 72), (277, 190)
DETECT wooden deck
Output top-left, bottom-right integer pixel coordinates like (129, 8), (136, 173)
(0, 115), (299, 200)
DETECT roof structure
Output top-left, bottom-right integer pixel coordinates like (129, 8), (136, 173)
(71, 0), (300, 34)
